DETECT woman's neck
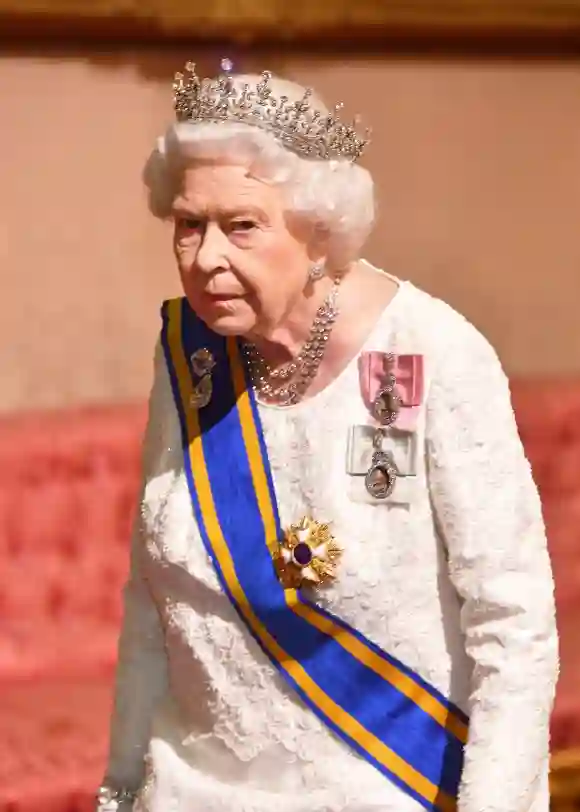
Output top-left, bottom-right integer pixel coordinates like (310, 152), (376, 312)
(242, 261), (401, 403)
(248, 261), (400, 401)
(246, 274), (339, 371)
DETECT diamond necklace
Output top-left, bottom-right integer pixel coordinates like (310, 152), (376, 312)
(242, 277), (342, 406)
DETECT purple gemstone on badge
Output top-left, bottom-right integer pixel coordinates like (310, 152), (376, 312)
(292, 542), (313, 567)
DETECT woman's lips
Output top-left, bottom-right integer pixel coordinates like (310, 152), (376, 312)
(203, 292), (244, 307)
(204, 290), (242, 302)
(204, 292), (243, 301)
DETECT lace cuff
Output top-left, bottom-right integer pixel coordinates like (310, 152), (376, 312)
(96, 785), (137, 811)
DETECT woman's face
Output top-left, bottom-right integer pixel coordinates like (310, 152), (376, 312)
(171, 161), (317, 338)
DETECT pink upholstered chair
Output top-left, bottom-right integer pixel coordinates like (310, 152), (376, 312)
(0, 405), (146, 812)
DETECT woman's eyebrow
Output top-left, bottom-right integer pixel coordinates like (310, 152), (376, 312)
(217, 205), (268, 220)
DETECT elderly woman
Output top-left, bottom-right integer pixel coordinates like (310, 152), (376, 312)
(97, 61), (558, 812)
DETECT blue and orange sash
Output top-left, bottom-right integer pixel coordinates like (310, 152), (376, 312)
(161, 297), (468, 812)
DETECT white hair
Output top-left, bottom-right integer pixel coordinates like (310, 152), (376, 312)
(143, 74), (375, 267)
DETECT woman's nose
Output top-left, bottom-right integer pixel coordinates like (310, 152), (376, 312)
(195, 223), (228, 273)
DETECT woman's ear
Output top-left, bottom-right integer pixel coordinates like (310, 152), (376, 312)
(307, 222), (331, 265)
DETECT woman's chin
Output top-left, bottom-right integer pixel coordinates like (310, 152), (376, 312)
(199, 306), (254, 337)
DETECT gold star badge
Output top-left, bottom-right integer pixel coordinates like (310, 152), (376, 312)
(274, 516), (342, 589)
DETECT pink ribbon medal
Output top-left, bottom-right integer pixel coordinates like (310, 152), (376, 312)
(358, 352), (424, 432)
(355, 352), (424, 500)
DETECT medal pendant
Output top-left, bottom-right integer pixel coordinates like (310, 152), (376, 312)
(364, 450), (397, 500)
(373, 386), (402, 426)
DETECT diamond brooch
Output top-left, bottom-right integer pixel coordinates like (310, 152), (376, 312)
(190, 348), (216, 409)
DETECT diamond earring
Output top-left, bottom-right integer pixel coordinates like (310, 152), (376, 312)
(308, 262), (325, 282)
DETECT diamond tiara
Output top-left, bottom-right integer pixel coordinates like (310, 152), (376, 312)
(172, 60), (371, 164)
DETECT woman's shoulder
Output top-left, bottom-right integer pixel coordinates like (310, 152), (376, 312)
(391, 276), (504, 374)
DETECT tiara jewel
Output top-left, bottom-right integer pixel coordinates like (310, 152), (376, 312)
(172, 61), (371, 163)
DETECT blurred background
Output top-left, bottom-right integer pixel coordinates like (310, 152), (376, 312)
(1, 2), (580, 810)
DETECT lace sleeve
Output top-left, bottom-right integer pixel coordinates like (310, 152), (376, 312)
(425, 319), (558, 812)
(97, 340), (171, 810)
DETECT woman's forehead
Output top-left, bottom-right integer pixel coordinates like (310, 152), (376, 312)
(174, 163), (281, 213)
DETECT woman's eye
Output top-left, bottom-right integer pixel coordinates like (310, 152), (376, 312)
(231, 220), (256, 232)
(178, 217), (202, 230)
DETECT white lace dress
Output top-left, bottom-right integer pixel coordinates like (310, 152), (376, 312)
(100, 275), (558, 812)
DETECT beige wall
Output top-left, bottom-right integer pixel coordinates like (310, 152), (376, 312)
(2, 49), (580, 412)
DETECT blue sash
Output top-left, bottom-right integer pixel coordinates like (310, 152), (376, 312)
(161, 297), (468, 812)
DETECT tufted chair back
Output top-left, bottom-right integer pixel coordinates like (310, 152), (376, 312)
(0, 404), (146, 680)
(511, 381), (580, 752)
